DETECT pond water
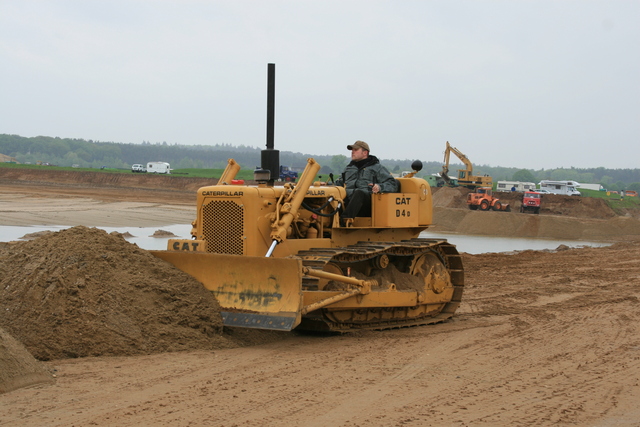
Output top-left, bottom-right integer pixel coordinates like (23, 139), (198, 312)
(0, 224), (611, 254)
(419, 231), (610, 254)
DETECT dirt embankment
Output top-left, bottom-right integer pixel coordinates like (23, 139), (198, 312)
(0, 167), (219, 192)
(0, 168), (627, 218)
(431, 186), (640, 240)
(432, 186), (618, 218)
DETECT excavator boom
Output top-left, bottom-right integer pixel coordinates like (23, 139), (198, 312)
(442, 141), (492, 189)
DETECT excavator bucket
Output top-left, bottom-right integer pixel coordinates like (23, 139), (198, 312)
(150, 251), (304, 331)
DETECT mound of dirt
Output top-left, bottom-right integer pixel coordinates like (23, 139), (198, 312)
(111, 231), (134, 238)
(431, 186), (470, 208)
(19, 230), (54, 240)
(0, 226), (230, 361)
(151, 229), (177, 237)
(537, 193), (617, 218)
(0, 327), (53, 394)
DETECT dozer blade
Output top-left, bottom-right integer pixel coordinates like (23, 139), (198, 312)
(150, 251), (304, 331)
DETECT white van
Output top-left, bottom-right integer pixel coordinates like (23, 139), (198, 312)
(146, 162), (171, 174)
(538, 180), (581, 196)
(131, 164), (146, 173)
(496, 181), (536, 192)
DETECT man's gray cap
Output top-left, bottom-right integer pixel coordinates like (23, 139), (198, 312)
(347, 140), (370, 151)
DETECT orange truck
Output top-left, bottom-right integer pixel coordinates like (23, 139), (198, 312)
(467, 187), (511, 212)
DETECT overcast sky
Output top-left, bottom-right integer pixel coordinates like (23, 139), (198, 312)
(1, 1), (639, 170)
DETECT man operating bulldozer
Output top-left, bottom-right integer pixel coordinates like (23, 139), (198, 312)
(339, 140), (398, 225)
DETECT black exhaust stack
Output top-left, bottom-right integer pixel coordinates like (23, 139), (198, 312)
(261, 63), (279, 186)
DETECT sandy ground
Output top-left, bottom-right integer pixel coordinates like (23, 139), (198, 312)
(1, 179), (640, 426)
(0, 184), (195, 226)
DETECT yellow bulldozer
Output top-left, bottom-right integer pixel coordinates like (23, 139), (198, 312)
(151, 158), (464, 332)
(149, 64), (464, 332)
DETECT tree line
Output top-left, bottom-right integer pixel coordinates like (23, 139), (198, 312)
(1, 133), (639, 191)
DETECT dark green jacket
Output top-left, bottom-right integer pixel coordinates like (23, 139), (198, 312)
(342, 155), (398, 198)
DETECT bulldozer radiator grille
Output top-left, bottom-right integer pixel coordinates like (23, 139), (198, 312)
(202, 200), (244, 255)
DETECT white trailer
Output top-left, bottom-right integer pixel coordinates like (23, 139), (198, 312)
(539, 180), (581, 196)
(496, 181), (536, 192)
(146, 162), (171, 174)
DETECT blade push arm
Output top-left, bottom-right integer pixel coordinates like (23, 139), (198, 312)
(267, 158), (321, 255)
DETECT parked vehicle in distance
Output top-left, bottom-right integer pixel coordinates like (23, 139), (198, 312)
(539, 180), (581, 196)
(534, 188), (551, 194)
(425, 173), (454, 187)
(279, 165), (298, 182)
(146, 162), (171, 174)
(497, 181), (536, 192)
(131, 164), (147, 173)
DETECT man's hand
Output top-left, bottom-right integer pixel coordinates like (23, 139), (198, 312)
(369, 183), (381, 194)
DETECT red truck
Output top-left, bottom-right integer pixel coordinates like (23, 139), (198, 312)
(520, 191), (541, 214)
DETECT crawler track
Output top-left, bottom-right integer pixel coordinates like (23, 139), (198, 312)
(294, 238), (464, 331)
